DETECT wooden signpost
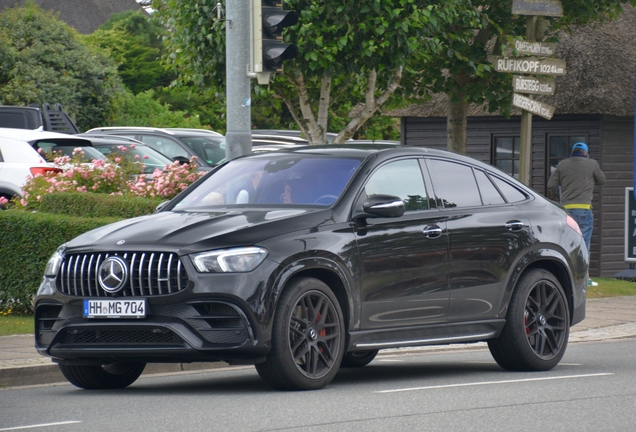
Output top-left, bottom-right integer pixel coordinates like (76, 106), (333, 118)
(490, 0), (565, 185)
(512, 75), (555, 95)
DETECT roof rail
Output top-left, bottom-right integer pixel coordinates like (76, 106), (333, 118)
(42, 103), (79, 134)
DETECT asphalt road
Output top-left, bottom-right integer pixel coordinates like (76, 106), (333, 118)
(1, 339), (635, 432)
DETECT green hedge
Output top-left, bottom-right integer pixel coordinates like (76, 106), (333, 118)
(0, 192), (164, 313)
(38, 192), (164, 218)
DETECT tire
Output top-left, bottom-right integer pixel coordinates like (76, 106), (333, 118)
(341, 350), (379, 368)
(488, 268), (570, 371)
(256, 277), (345, 390)
(58, 362), (146, 389)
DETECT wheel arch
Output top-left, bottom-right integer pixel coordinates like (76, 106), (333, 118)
(0, 184), (21, 199)
(271, 257), (355, 335)
(504, 251), (577, 324)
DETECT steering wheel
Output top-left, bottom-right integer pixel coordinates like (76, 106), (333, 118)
(313, 195), (338, 204)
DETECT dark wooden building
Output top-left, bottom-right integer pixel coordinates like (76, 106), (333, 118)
(396, 7), (636, 277)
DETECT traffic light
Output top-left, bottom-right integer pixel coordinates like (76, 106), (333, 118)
(250, 0), (299, 85)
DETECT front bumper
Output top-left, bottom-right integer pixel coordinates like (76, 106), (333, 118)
(35, 296), (269, 365)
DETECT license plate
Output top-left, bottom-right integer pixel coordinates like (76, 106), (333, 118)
(84, 299), (146, 318)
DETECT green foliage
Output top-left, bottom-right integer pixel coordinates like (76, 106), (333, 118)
(38, 193), (163, 219)
(153, 0), (482, 141)
(153, 0), (226, 88)
(155, 86), (227, 133)
(0, 210), (119, 314)
(108, 90), (206, 128)
(83, 11), (176, 94)
(0, 3), (126, 131)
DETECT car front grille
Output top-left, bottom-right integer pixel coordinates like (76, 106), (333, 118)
(57, 252), (190, 297)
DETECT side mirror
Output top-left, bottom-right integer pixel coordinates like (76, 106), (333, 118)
(155, 201), (170, 212)
(172, 156), (190, 165)
(353, 194), (405, 219)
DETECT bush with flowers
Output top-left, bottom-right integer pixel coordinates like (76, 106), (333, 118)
(12, 146), (204, 211)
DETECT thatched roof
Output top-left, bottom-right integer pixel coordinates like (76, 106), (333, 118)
(0, 0), (146, 34)
(393, 5), (636, 118)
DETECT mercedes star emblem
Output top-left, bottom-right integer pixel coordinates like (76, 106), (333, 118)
(98, 256), (128, 293)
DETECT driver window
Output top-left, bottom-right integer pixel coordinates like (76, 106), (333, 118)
(365, 159), (429, 211)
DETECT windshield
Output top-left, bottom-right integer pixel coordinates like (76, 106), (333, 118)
(174, 155), (362, 209)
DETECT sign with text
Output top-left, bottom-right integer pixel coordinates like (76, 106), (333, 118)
(490, 56), (566, 75)
(513, 75), (555, 95)
(512, 0), (563, 17)
(625, 188), (636, 262)
(513, 39), (558, 56)
(513, 93), (555, 119)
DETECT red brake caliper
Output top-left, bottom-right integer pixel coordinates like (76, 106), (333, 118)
(316, 312), (326, 353)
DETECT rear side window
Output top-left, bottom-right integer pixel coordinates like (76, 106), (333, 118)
(490, 175), (528, 203)
(426, 159), (481, 208)
(474, 169), (506, 205)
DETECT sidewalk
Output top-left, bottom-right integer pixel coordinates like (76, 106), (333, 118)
(2, 296), (636, 388)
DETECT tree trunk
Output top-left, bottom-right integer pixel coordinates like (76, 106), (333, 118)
(447, 98), (468, 154)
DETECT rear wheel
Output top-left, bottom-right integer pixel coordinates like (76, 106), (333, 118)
(256, 277), (345, 390)
(488, 268), (570, 371)
(58, 362), (146, 389)
(341, 350), (379, 368)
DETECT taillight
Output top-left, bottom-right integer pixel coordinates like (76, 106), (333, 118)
(29, 167), (63, 177)
(566, 214), (582, 235)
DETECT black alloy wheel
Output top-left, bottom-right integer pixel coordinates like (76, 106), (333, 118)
(488, 268), (570, 371)
(58, 362), (146, 390)
(256, 277), (345, 390)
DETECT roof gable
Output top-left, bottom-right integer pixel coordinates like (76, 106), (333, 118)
(0, 0), (146, 34)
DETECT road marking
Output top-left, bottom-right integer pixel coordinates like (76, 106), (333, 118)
(375, 373), (614, 394)
(0, 421), (81, 431)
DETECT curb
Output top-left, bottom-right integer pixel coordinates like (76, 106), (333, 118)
(0, 361), (230, 389)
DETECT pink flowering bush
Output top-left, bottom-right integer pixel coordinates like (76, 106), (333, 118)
(128, 160), (204, 198)
(15, 147), (204, 211)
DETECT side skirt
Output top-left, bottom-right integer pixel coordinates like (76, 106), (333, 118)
(347, 320), (506, 351)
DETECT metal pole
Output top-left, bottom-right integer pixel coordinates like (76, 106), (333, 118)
(225, 0), (252, 160)
(518, 16), (537, 186)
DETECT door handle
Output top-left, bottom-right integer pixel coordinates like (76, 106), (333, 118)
(422, 226), (443, 239)
(505, 220), (524, 231)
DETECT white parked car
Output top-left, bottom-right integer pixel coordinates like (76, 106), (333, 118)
(0, 128), (92, 202)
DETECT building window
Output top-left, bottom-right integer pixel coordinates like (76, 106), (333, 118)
(493, 136), (520, 179)
(547, 135), (587, 188)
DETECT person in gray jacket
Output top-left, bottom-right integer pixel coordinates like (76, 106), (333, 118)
(548, 142), (606, 286)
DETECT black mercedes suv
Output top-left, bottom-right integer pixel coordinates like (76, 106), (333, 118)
(35, 145), (588, 390)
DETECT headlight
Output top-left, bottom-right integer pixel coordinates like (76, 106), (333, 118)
(191, 247), (268, 273)
(44, 245), (66, 277)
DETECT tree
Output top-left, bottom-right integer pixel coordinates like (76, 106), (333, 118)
(152, 0), (485, 144)
(419, 0), (636, 153)
(0, 3), (125, 131)
(83, 11), (176, 95)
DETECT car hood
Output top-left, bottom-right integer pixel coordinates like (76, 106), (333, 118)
(65, 208), (332, 254)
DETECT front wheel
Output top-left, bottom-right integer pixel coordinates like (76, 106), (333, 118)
(488, 268), (570, 371)
(59, 362), (146, 389)
(256, 277), (345, 390)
